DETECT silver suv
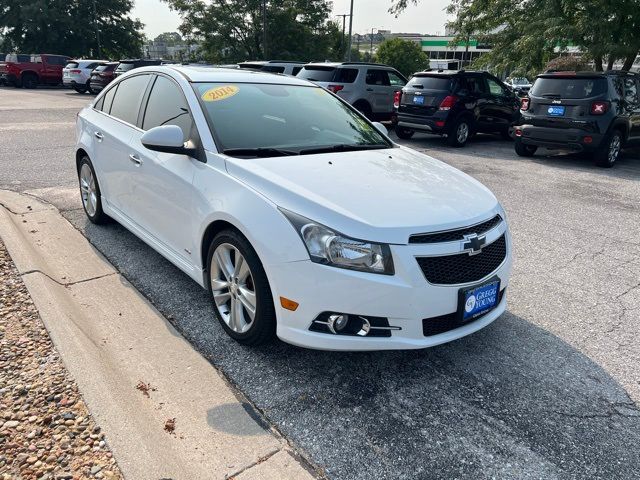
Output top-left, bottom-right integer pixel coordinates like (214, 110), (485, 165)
(296, 62), (407, 120)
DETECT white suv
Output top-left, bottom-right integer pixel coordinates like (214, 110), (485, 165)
(297, 62), (408, 120)
(238, 60), (305, 76)
(63, 59), (108, 93)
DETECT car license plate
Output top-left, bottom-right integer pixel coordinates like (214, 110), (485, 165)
(413, 95), (425, 105)
(547, 106), (565, 116)
(458, 279), (500, 322)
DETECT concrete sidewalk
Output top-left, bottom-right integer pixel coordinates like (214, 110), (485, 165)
(0, 190), (317, 480)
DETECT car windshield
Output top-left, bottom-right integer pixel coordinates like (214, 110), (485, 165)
(296, 66), (336, 82)
(530, 77), (608, 98)
(194, 82), (391, 156)
(65, 62), (79, 69)
(511, 78), (529, 85)
(116, 63), (135, 72)
(408, 76), (452, 90)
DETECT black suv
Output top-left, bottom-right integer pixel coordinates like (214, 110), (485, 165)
(513, 71), (640, 167)
(393, 70), (520, 147)
(113, 59), (162, 78)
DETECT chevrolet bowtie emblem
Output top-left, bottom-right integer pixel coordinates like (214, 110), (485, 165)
(462, 233), (486, 255)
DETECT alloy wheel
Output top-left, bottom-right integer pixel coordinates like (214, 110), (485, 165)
(608, 134), (621, 164)
(210, 243), (256, 334)
(457, 122), (469, 144)
(79, 163), (97, 217)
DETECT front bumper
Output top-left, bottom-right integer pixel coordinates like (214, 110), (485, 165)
(1, 73), (18, 84)
(513, 124), (604, 151)
(267, 222), (512, 351)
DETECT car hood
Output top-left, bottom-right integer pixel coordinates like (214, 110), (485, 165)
(224, 146), (501, 244)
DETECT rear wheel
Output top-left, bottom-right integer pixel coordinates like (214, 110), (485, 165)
(22, 73), (38, 89)
(593, 129), (622, 168)
(514, 140), (537, 157)
(73, 86), (87, 94)
(86, 80), (95, 95)
(354, 100), (373, 120)
(78, 156), (109, 224)
(500, 128), (513, 141)
(447, 117), (471, 147)
(395, 127), (415, 140)
(207, 230), (276, 346)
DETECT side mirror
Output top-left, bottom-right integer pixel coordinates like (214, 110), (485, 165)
(141, 125), (195, 156)
(372, 121), (388, 136)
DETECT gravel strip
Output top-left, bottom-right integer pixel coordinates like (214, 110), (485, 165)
(0, 241), (123, 480)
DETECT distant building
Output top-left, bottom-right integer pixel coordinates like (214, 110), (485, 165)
(142, 40), (200, 61)
(420, 36), (492, 69)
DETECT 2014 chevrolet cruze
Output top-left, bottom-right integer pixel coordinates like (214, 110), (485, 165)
(75, 65), (512, 350)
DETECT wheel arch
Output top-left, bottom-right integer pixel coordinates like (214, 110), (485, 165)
(608, 119), (629, 143)
(75, 148), (89, 173)
(20, 70), (39, 79)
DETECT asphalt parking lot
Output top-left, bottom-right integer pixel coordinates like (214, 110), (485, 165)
(2, 87), (640, 479)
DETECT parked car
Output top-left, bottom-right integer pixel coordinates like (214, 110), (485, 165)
(0, 53), (69, 88)
(75, 65), (512, 350)
(506, 77), (532, 97)
(238, 60), (305, 76)
(512, 70), (640, 167)
(113, 59), (162, 78)
(63, 59), (108, 93)
(296, 62), (408, 120)
(89, 62), (119, 93)
(393, 70), (520, 147)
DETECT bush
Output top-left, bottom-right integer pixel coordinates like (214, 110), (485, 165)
(545, 55), (592, 72)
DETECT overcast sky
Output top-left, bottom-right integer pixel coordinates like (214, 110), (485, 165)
(132, 0), (451, 39)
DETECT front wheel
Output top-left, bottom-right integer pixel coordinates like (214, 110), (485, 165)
(447, 117), (471, 147)
(395, 127), (415, 140)
(207, 230), (276, 346)
(593, 130), (622, 168)
(78, 156), (109, 224)
(514, 140), (537, 157)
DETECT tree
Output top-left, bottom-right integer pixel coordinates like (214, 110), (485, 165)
(375, 38), (427, 77)
(545, 55), (591, 72)
(390, 0), (640, 76)
(0, 0), (144, 59)
(154, 32), (183, 46)
(162, 0), (340, 62)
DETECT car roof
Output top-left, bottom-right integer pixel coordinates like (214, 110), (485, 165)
(538, 70), (638, 78)
(138, 65), (315, 86)
(303, 62), (392, 69)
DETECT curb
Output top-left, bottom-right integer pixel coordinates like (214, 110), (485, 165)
(0, 190), (317, 480)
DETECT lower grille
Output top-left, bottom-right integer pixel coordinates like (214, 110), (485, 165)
(416, 235), (507, 285)
(422, 289), (505, 337)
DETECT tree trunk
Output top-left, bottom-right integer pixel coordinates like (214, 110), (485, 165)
(594, 55), (603, 71)
(606, 55), (615, 71)
(621, 51), (638, 71)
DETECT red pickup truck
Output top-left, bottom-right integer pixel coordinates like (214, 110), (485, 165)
(0, 53), (70, 88)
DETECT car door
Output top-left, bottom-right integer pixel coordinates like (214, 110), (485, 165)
(93, 74), (153, 220)
(365, 69), (392, 113)
(127, 74), (198, 264)
(485, 76), (518, 131)
(466, 75), (491, 130)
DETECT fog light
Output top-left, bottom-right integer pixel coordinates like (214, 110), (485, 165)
(583, 136), (593, 144)
(328, 314), (349, 334)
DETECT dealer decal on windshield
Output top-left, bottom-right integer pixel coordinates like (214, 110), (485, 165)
(201, 85), (239, 102)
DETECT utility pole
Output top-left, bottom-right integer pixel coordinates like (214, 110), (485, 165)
(92, 0), (101, 58)
(337, 14), (349, 59)
(370, 27), (376, 56)
(347, 0), (354, 61)
(262, 0), (267, 60)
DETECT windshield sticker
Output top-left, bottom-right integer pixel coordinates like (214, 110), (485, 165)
(202, 85), (239, 102)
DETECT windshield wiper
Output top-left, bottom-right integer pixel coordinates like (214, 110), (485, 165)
(298, 143), (390, 155)
(222, 147), (299, 158)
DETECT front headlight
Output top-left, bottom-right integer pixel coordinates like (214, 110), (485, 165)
(280, 209), (394, 275)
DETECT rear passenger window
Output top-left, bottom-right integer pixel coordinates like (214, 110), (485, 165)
(109, 75), (150, 125)
(101, 85), (118, 113)
(334, 68), (358, 83)
(142, 76), (194, 142)
(387, 71), (406, 87)
(94, 95), (105, 111)
(292, 66), (302, 76)
(366, 70), (390, 86)
(468, 77), (487, 94)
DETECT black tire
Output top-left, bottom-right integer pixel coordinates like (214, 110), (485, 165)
(593, 129), (622, 168)
(446, 116), (471, 147)
(500, 128), (513, 141)
(395, 126), (415, 140)
(77, 156), (109, 224)
(86, 80), (95, 95)
(514, 140), (537, 157)
(354, 100), (373, 120)
(22, 73), (38, 89)
(206, 230), (276, 346)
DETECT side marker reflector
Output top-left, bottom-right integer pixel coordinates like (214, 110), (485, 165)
(280, 297), (299, 311)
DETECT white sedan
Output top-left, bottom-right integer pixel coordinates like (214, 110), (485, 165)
(75, 66), (512, 351)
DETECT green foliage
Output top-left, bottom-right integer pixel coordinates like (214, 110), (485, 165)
(163, 0), (340, 62)
(391, 0), (640, 75)
(154, 32), (183, 46)
(0, 0), (144, 59)
(375, 38), (427, 77)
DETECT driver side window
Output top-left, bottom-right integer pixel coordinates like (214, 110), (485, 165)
(142, 76), (195, 142)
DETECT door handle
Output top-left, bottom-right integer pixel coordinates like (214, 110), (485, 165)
(366, 88), (374, 91)
(129, 154), (143, 166)
(94, 131), (104, 140)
